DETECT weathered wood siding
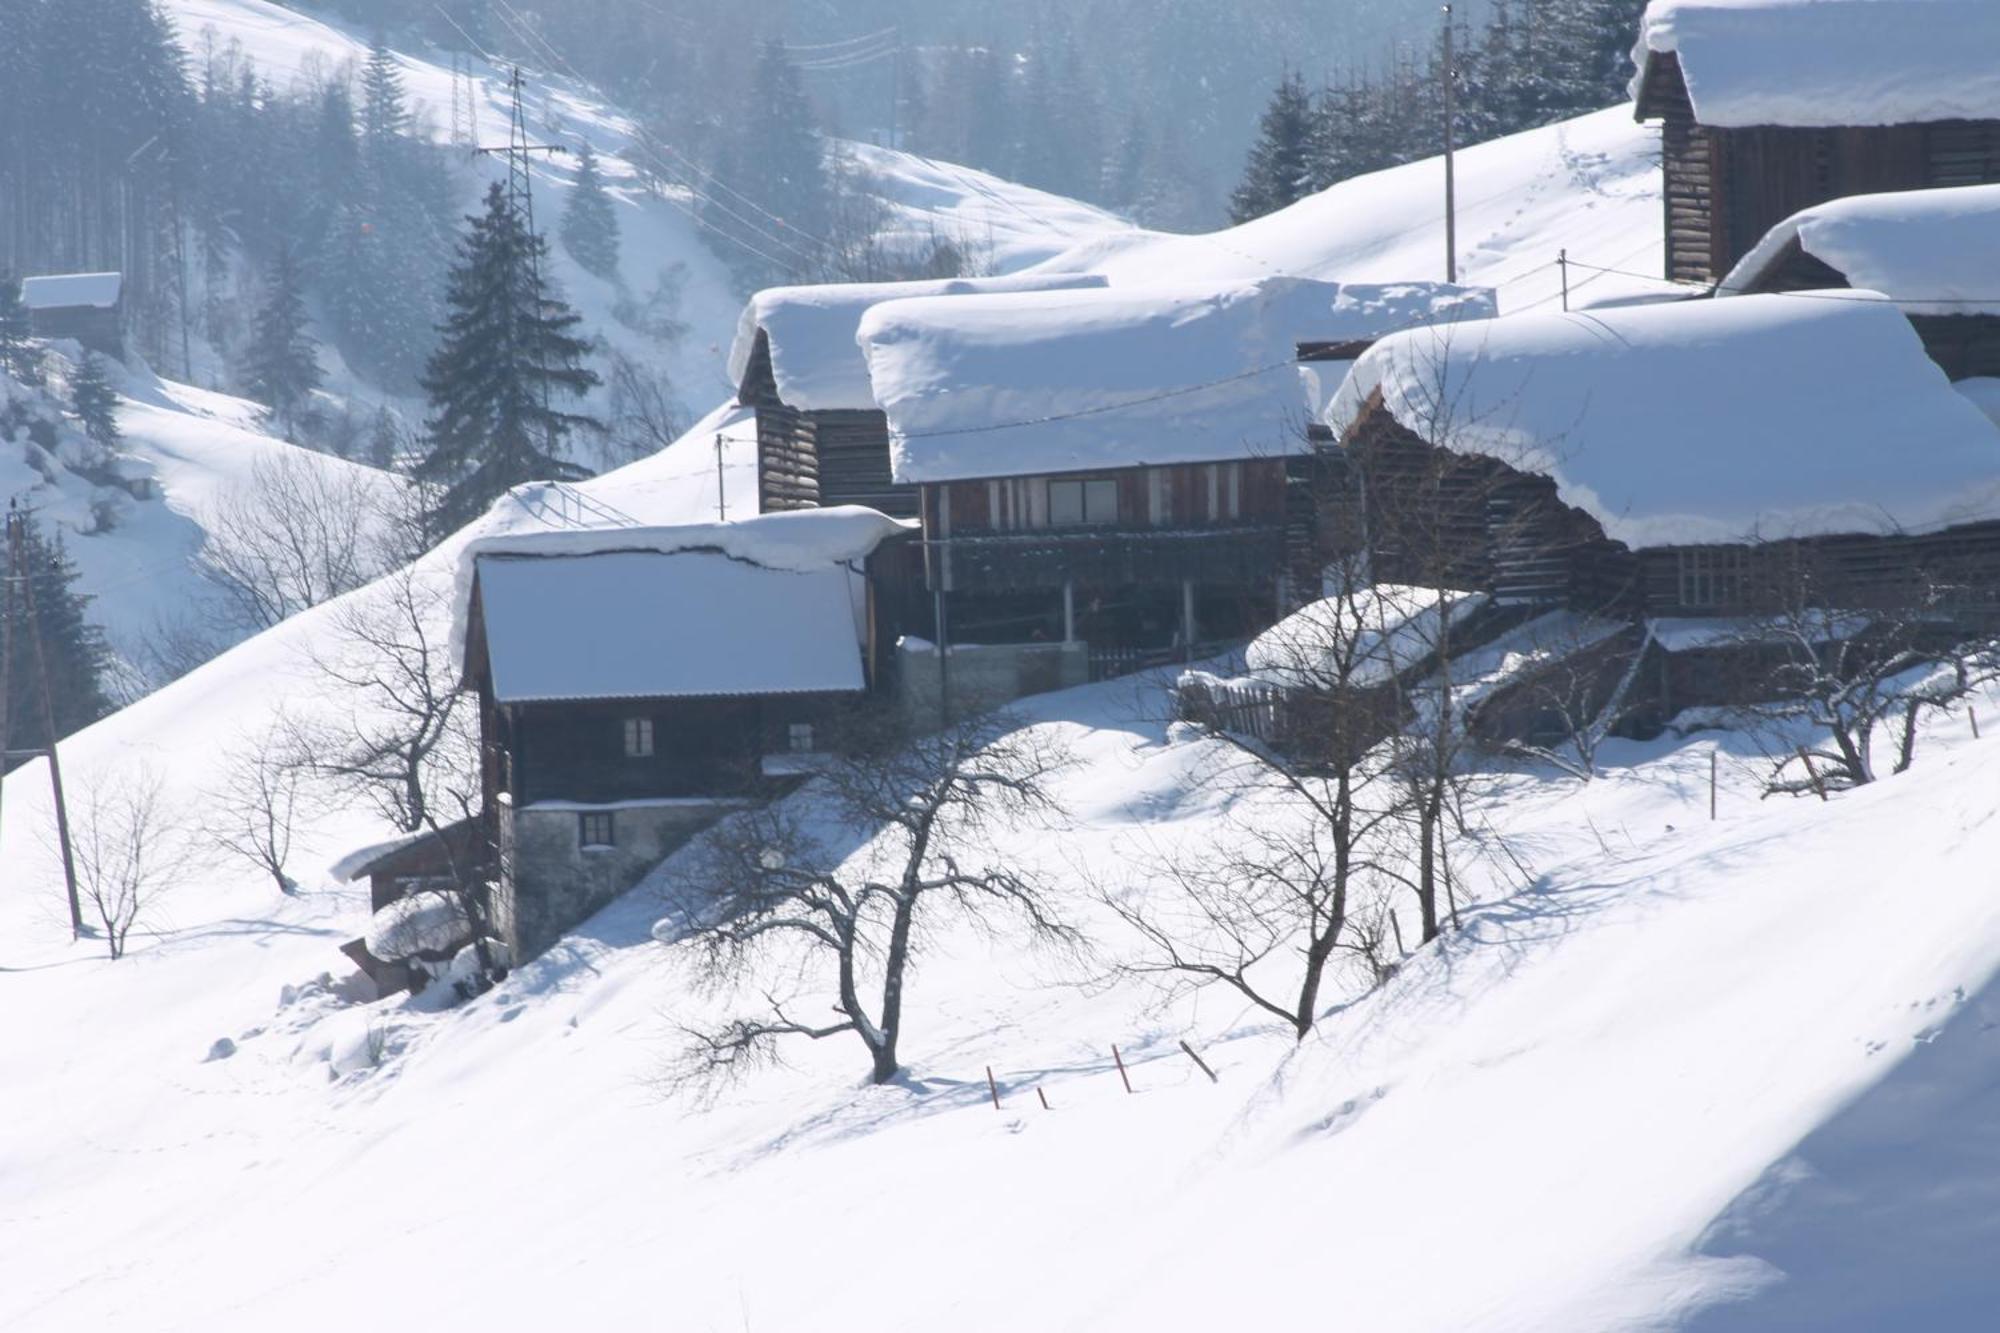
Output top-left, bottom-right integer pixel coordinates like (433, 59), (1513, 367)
(811, 408), (918, 517)
(1643, 55), (2000, 284)
(738, 330), (820, 513)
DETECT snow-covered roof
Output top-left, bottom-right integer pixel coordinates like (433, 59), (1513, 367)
(1245, 585), (1490, 690)
(459, 507), (907, 703)
(864, 277), (1493, 484)
(1327, 293), (2000, 548)
(21, 272), (122, 310)
(727, 272), (1109, 412)
(1721, 184), (2000, 316)
(1634, 0), (2000, 128)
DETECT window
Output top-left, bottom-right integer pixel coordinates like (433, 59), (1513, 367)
(579, 811), (615, 848)
(623, 717), (653, 758)
(1676, 547), (1748, 609)
(788, 722), (816, 753)
(1048, 477), (1119, 526)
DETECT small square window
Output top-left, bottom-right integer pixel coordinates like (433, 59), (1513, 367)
(579, 812), (615, 848)
(788, 722), (815, 753)
(623, 717), (654, 758)
(1048, 479), (1085, 526)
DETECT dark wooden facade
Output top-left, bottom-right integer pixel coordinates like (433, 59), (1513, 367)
(737, 329), (919, 518)
(1636, 52), (2000, 284)
(1728, 235), (2000, 381)
(27, 299), (122, 358)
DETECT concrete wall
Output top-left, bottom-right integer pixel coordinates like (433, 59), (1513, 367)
(895, 639), (1090, 724)
(494, 798), (746, 961)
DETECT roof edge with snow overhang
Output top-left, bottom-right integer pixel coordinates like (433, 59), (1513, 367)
(1327, 292), (2000, 549)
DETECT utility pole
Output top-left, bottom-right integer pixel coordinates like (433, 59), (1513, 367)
(1442, 4), (1458, 285)
(714, 433), (728, 521)
(474, 68), (569, 451)
(1, 503), (83, 938)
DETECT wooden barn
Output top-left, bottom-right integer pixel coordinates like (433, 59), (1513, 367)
(1316, 290), (2000, 728)
(1720, 183), (2000, 382)
(728, 272), (1106, 518)
(1632, 0), (2000, 284)
(21, 272), (122, 358)
(857, 277), (1496, 692)
(453, 509), (912, 961)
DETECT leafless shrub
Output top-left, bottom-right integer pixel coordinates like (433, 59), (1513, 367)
(61, 764), (197, 960)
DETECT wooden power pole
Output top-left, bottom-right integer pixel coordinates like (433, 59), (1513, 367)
(1442, 4), (1459, 284)
(1, 503), (83, 938)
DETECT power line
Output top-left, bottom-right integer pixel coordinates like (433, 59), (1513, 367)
(782, 26), (899, 54)
(1561, 256), (2000, 308)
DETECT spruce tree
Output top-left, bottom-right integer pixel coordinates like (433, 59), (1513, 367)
(3, 511), (113, 768)
(0, 271), (35, 382)
(242, 248), (322, 425)
(417, 183), (600, 533)
(367, 406), (402, 471)
(360, 33), (409, 155)
(1230, 71), (1316, 224)
(561, 141), (622, 281)
(69, 354), (121, 451)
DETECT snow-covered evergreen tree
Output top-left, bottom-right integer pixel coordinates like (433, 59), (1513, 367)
(367, 406), (402, 471)
(2, 511), (112, 766)
(0, 272), (35, 381)
(1229, 71), (1315, 224)
(706, 40), (831, 286)
(359, 33), (410, 155)
(241, 248), (322, 426)
(561, 142), (622, 282)
(417, 183), (600, 533)
(69, 354), (121, 451)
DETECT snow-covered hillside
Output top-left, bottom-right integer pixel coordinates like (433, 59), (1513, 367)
(162, 0), (1135, 415)
(1041, 104), (1667, 314)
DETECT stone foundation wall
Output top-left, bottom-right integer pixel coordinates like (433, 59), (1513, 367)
(494, 799), (746, 961)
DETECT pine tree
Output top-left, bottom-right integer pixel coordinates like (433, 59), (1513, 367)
(1230, 71), (1316, 224)
(242, 248), (322, 425)
(359, 33), (409, 155)
(561, 141), (622, 281)
(0, 271), (35, 382)
(417, 183), (601, 533)
(707, 40), (830, 285)
(367, 406), (402, 471)
(3, 511), (113, 767)
(69, 353), (121, 451)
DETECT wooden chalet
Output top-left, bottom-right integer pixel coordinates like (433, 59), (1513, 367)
(21, 272), (122, 358)
(1314, 291), (2000, 731)
(453, 511), (911, 960)
(1633, 0), (2000, 284)
(728, 273), (1107, 519)
(861, 277), (1498, 683)
(1719, 183), (2000, 382)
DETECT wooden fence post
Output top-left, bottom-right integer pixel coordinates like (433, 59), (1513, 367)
(986, 1065), (1001, 1111)
(1179, 1039), (1219, 1084)
(1794, 745), (1830, 801)
(1037, 1086), (1051, 1111)
(1112, 1044), (1134, 1094)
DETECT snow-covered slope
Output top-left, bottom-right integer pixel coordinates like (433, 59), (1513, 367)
(2, 350), (400, 689)
(1041, 104), (1667, 314)
(161, 0), (1135, 417)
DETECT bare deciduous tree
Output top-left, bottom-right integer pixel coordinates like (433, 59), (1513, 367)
(297, 561), (475, 834)
(62, 765), (195, 960)
(193, 450), (401, 632)
(660, 710), (1073, 1087)
(207, 717), (310, 894)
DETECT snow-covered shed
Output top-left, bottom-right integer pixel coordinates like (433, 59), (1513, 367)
(455, 508), (914, 960)
(1325, 292), (2000, 617)
(21, 271), (122, 357)
(1631, 0), (2000, 284)
(729, 272), (1107, 518)
(1721, 184), (2000, 381)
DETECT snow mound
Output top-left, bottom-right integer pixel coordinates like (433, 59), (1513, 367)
(1244, 585), (1490, 689)
(1329, 291), (2000, 548)
(365, 892), (472, 963)
(1721, 183), (2000, 315)
(1635, 0), (2000, 128)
